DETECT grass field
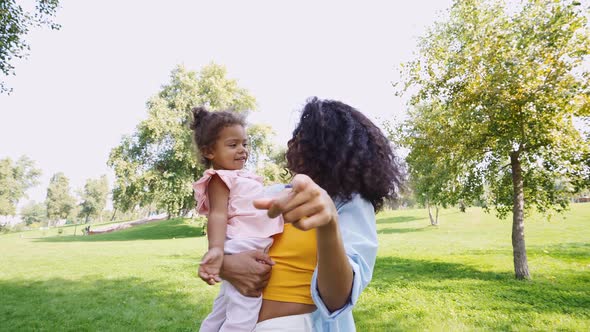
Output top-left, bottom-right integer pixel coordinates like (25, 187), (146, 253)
(1, 204), (588, 331)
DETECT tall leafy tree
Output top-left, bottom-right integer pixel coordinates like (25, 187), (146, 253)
(0, 0), (61, 93)
(108, 63), (256, 218)
(45, 172), (75, 223)
(0, 156), (41, 215)
(78, 175), (109, 223)
(397, 0), (590, 279)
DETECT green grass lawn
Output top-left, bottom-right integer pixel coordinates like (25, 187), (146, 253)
(1, 204), (588, 331)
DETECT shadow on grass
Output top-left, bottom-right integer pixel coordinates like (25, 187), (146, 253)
(0, 277), (211, 331)
(463, 242), (590, 263)
(376, 215), (425, 224)
(36, 219), (205, 242)
(377, 227), (430, 234)
(529, 242), (590, 262)
(371, 256), (513, 285)
(377, 210), (461, 225)
(355, 256), (590, 330)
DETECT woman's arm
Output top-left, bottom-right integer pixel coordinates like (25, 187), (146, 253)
(316, 214), (353, 312)
(253, 174), (355, 311)
(219, 250), (275, 297)
(311, 195), (378, 318)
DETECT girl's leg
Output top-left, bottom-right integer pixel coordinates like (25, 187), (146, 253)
(199, 282), (229, 332)
(217, 237), (273, 332)
(219, 282), (262, 332)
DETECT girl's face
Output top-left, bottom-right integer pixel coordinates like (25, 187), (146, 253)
(205, 125), (249, 170)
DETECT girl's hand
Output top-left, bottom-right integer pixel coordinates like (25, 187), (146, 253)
(253, 174), (338, 231)
(220, 250), (274, 297)
(198, 247), (224, 285)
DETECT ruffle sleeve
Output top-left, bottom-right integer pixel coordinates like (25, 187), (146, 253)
(192, 169), (235, 215)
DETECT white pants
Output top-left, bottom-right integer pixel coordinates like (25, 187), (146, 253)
(254, 313), (313, 332)
(199, 237), (273, 332)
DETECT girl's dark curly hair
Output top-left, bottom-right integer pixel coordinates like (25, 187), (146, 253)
(286, 97), (403, 211)
(190, 106), (246, 168)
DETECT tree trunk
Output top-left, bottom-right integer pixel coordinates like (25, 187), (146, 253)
(111, 208), (117, 221)
(427, 201), (438, 226)
(435, 206), (439, 225)
(510, 152), (530, 280)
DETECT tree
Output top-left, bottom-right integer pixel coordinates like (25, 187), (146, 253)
(0, 156), (41, 216)
(246, 124), (275, 169)
(256, 147), (290, 185)
(45, 172), (76, 224)
(0, 0), (61, 94)
(397, 0), (590, 279)
(108, 63), (256, 218)
(78, 175), (109, 223)
(20, 200), (46, 225)
(247, 124), (289, 185)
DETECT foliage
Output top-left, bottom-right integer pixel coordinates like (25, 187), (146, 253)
(78, 175), (109, 223)
(395, 0), (590, 279)
(247, 124), (289, 185)
(396, 0), (590, 217)
(108, 63), (256, 218)
(246, 124), (275, 169)
(20, 200), (46, 225)
(45, 172), (76, 221)
(0, 0), (61, 94)
(256, 156), (289, 185)
(67, 204), (83, 224)
(0, 156), (41, 215)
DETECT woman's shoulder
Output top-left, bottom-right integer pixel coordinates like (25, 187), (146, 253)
(335, 193), (373, 212)
(334, 193), (376, 230)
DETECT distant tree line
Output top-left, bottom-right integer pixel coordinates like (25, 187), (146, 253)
(0, 156), (111, 230)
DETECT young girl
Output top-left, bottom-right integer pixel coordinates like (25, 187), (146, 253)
(190, 106), (283, 332)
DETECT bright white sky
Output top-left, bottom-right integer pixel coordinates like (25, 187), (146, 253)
(1, 0), (453, 208)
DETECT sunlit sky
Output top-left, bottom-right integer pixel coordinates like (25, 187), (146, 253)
(1, 0), (454, 208)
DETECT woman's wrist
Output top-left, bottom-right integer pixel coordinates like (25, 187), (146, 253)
(317, 214), (338, 233)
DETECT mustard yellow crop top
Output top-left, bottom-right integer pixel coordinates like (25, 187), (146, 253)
(262, 223), (317, 305)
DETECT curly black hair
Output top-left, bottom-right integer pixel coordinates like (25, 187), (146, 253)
(190, 106), (246, 168)
(286, 97), (403, 211)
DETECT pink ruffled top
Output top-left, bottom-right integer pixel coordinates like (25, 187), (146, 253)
(193, 169), (283, 239)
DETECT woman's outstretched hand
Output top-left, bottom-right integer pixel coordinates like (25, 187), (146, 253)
(253, 174), (338, 230)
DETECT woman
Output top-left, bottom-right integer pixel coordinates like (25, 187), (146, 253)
(202, 97), (403, 331)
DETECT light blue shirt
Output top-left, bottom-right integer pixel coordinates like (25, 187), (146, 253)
(310, 194), (378, 331)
